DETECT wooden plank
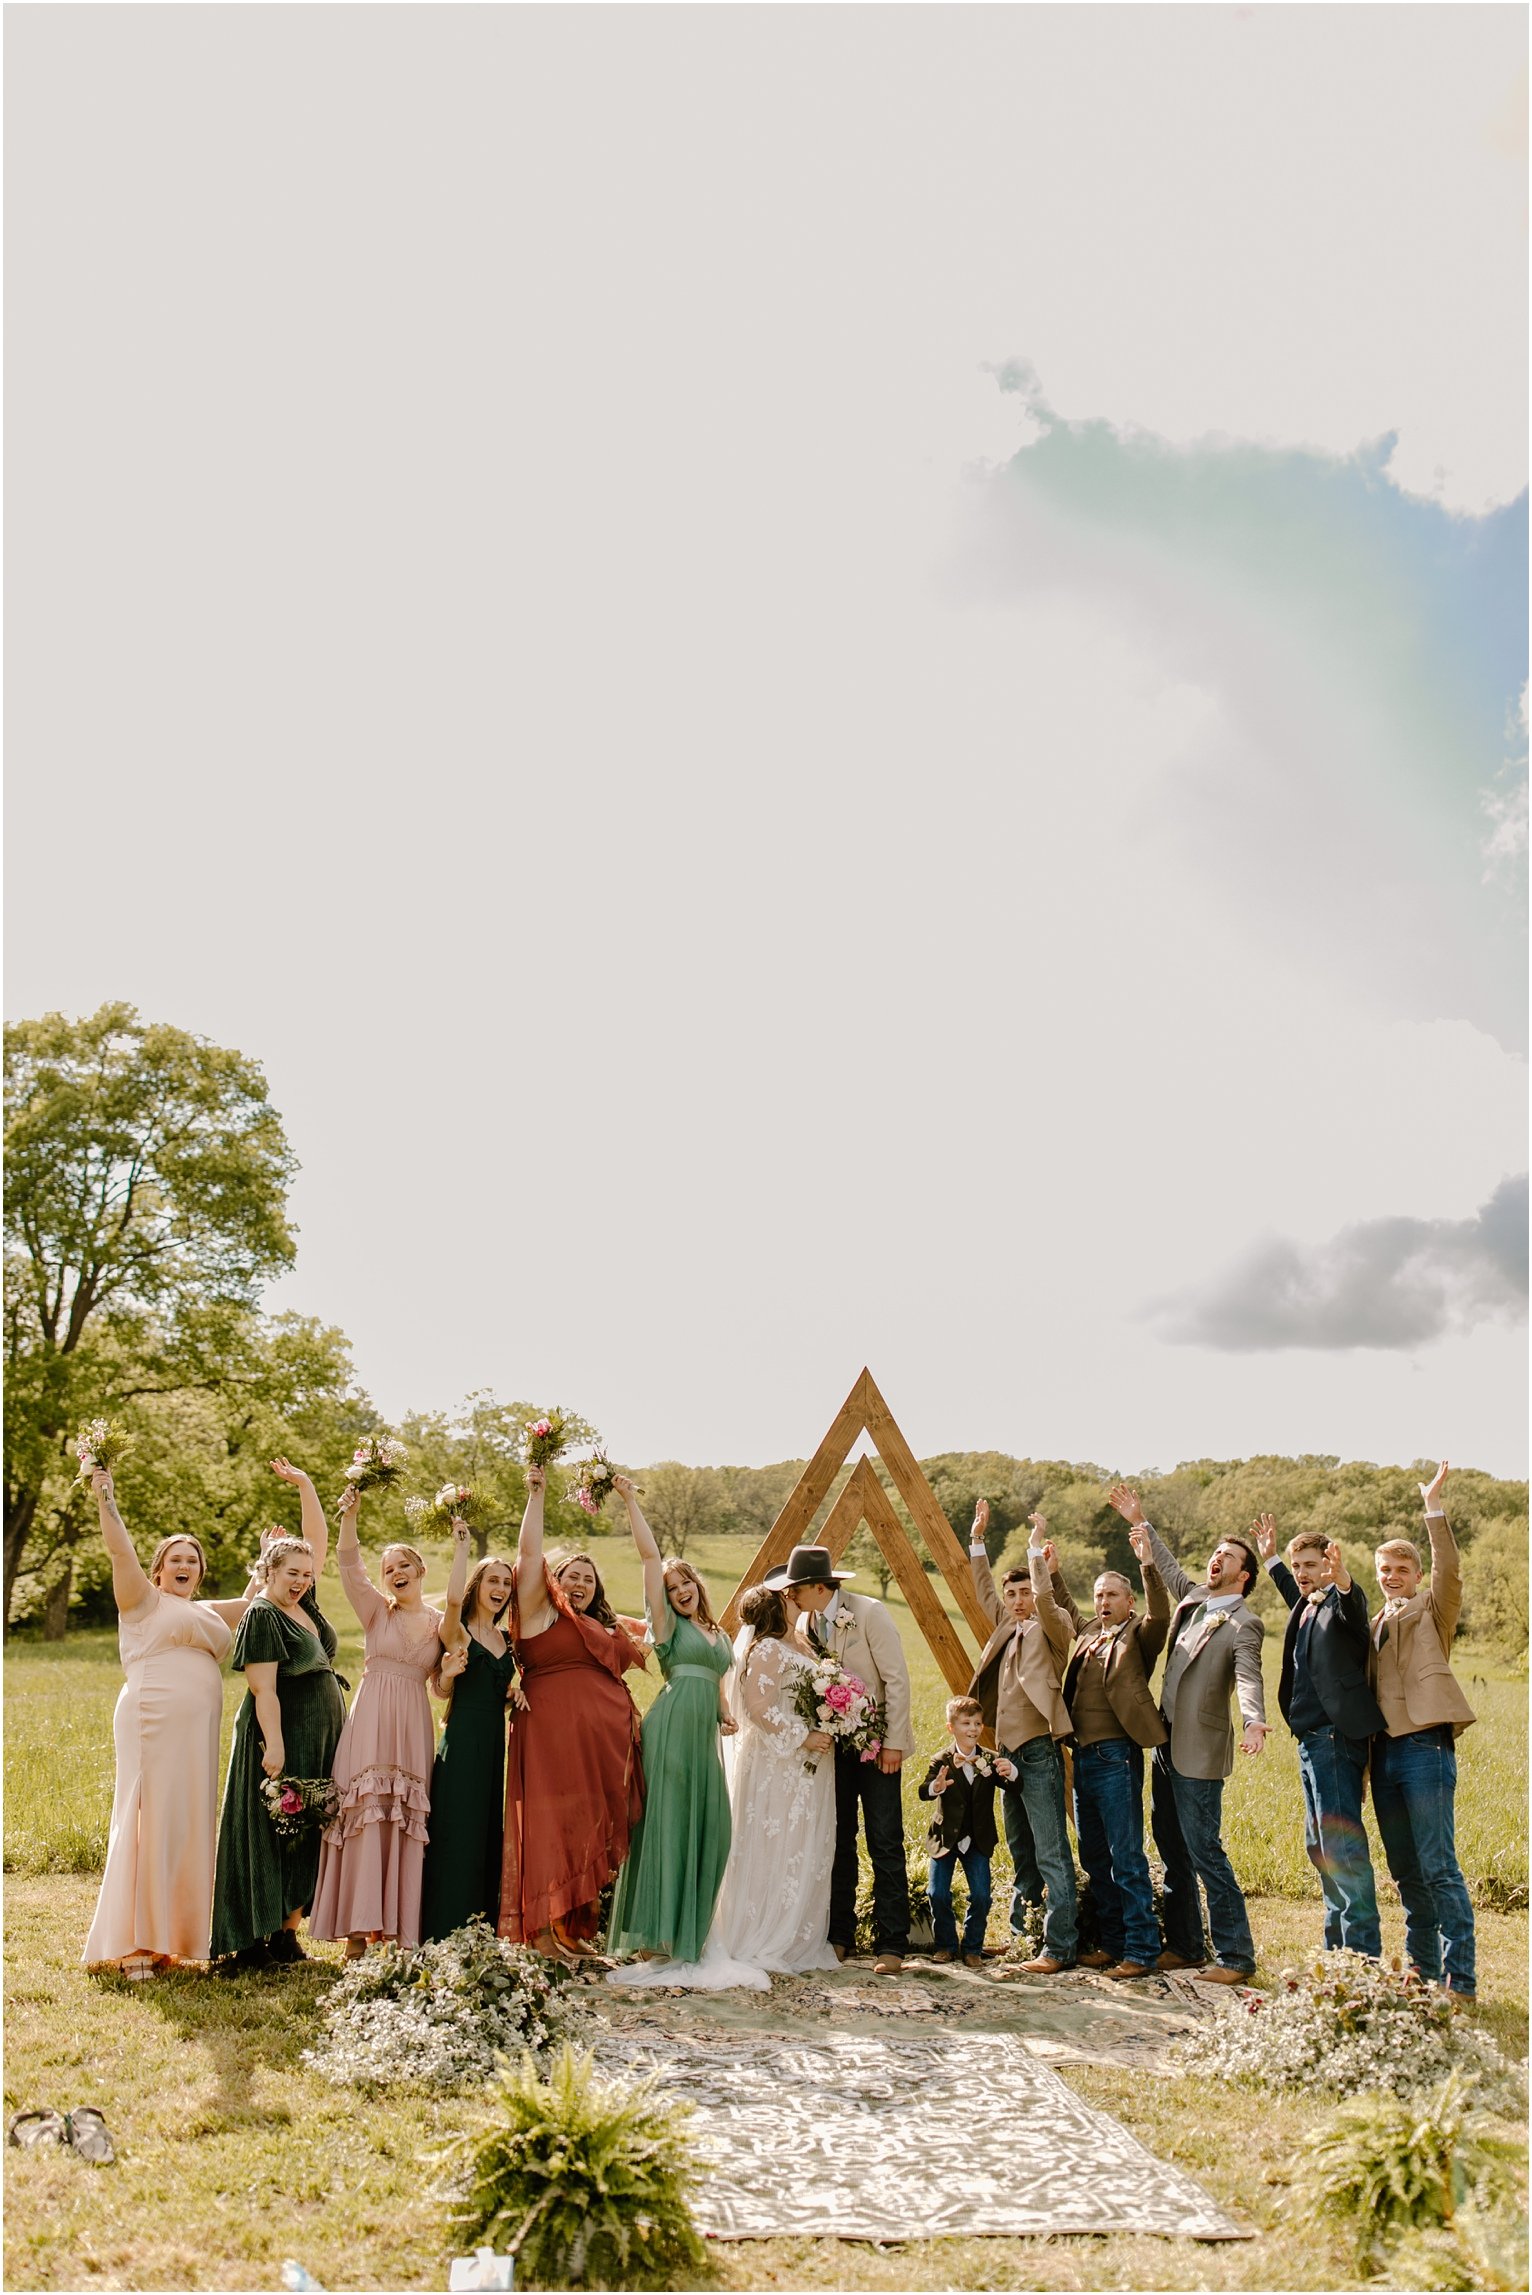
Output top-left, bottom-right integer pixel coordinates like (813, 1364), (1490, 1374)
(858, 1462), (976, 1696)
(862, 1372), (994, 1645)
(815, 1467), (870, 1566)
(721, 1369), (870, 1629)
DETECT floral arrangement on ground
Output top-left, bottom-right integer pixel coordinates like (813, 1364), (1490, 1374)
(1175, 1948), (1525, 2111)
(302, 1920), (583, 2091)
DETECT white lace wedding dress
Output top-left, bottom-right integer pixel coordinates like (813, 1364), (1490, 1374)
(609, 1630), (839, 1991)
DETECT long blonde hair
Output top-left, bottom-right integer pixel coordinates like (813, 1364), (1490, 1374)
(255, 1536), (313, 1590)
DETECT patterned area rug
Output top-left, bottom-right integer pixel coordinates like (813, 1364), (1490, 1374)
(594, 2028), (1251, 2241)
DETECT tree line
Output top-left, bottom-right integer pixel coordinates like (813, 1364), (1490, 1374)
(6, 1005), (1526, 1659)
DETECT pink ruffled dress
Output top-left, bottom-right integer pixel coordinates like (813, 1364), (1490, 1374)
(308, 1550), (442, 1947)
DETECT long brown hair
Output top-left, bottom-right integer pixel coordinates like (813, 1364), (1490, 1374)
(462, 1555), (514, 1630)
(149, 1534), (208, 1591)
(738, 1582), (789, 1641)
(546, 1546), (618, 1629)
(662, 1556), (718, 1631)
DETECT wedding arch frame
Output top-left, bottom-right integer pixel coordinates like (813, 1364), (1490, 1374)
(721, 1368), (992, 1693)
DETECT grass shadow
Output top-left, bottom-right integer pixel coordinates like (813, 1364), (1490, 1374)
(116, 1953), (347, 2136)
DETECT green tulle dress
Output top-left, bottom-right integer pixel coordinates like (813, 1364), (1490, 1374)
(210, 1588), (348, 1958)
(607, 1602), (732, 1962)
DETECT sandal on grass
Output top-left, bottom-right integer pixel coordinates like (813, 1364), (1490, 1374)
(8, 2110), (68, 2150)
(65, 2110), (116, 2164)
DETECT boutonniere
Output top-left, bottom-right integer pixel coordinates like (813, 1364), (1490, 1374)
(833, 1609), (857, 1631)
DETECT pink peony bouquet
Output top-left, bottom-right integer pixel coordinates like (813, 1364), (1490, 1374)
(339, 1434), (408, 1499)
(791, 1654), (880, 1772)
(260, 1773), (340, 1841)
(520, 1410), (572, 1470)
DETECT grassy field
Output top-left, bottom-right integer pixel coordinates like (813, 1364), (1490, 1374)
(4, 1534), (1527, 2292)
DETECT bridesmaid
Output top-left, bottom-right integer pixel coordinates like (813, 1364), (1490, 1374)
(419, 1531), (522, 1942)
(498, 1464), (647, 1964)
(83, 1463), (264, 1977)
(308, 1487), (458, 1958)
(210, 1464), (347, 1969)
(606, 1480), (734, 1966)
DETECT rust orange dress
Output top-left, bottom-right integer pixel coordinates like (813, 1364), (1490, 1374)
(499, 1569), (646, 1944)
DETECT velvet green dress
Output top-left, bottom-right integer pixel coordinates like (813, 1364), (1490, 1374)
(209, 1589), (347, 1957)
(419, 1633), (518, 1942)
(607, 1603), (732, 1962)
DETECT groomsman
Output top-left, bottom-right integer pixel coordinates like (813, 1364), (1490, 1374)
(1253, 1513), (1385, 1957)
(1057, 1524), (1170, 1979)
(1369, 1461), (1477, 1997)
(1107, 1485), (1267, 1985)
(968, 1503), (1079, 1973)
(771, 1543), (914, 1976)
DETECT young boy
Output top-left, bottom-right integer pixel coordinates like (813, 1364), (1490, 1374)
(918, 1695), (1017, 1966)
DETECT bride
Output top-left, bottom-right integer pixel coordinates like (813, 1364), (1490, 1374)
(610, 1578), (839, 1989)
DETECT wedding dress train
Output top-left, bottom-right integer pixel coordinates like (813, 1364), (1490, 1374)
(609, 1631), (839, 1991)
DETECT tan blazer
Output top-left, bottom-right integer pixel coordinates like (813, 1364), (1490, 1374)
(967, 1550), (1079, 1747)
(1148, 1526), (1266, 1782)
(1060, 1565), (1171, 1750)
(800, 1588), (915, 1755)
(1369, 1514), (1476, 1740)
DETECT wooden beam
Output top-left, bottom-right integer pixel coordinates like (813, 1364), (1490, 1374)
(721, 1370), (871, 1629)
(861, 1371), (994, 1645)
(815, 1466), (870, 1567)
(857, 1462), (976, 1696)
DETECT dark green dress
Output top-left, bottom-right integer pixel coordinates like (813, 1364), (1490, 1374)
(209, 1589), (347, 1957)
(607, 1603), (732, 1962)
(419, 1632), (518, 1942)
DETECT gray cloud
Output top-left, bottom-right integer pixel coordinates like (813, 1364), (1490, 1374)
(1154, 1175), (1528, 1351)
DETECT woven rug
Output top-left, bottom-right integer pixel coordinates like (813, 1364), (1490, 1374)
(594, 2028), (1250, 2240)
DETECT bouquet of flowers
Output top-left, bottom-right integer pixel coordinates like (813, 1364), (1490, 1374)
(520, 1411), (572, 1470)
(339, 1434), (408, 1497)
(568, 1454), (623, 1517)
(790, 1655), (879, 1773)
(261, 1773), (341, 1841)
(72, 1417), (134, 1486)
(404, 1483), (489, 1538)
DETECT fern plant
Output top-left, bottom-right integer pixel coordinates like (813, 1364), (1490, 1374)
(1302, 2072), (1526, 2269)
(448, 2045), (708, 2289)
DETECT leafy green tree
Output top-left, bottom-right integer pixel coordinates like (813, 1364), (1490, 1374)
(400, 1392), (599, 1559)
(4, 1004), (297, 1629)
(636, 1463), (725, 1560)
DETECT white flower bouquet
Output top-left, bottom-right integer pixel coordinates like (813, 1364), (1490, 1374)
(72, 1416), (134, 1486)
(340, 1434), (408, 1497)
(405, 1483), (489, 1537)
(569, 1454), (631, 1517)
(791, 1655), (879, 1772)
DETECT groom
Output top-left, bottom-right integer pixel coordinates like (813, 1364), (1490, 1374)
(768, 1543), (914, 1975)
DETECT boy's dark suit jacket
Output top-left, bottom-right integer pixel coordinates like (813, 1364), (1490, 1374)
(917, 1750), (1000, 1856)
(1269, 1561), (1386, 1740)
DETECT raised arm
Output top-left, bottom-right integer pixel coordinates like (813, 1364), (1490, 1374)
(1419, 1461), (1463, 1648)
(1027, 1523), (1075, 1660)
(438, 1518), (473, 1654)
(92, 1468), (154, 1620)
(615, 1475), (668, 1629)
(1125, 1523), (1171, 1659)
(202, 1530), (274, 1629)
(968, 1503), (1003, 1628)
(1109, 1483), (1195, 1604)
(514, 1465), (551, 1632)
(271, 1457), (328, 1578)
(1252, 1513), (1299, 1614)
(334, 1486), (384, 1626)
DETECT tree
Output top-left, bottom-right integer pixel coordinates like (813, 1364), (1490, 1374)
(637, 1463), (725, 1560)
(4, 1004), (298, 1629)
(400, 1392), (600, 1559)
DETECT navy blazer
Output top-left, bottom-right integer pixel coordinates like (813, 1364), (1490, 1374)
(1269, 1561), (1386, 1741)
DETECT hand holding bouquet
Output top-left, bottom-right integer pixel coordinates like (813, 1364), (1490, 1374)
(261, 1773), (340, 1841)
(569, 1454), (623, 1517)
(338, 1434), (408, 1500)
(405, 1483), (488, 1538)
(73, 1417), (135, 1487)
(520, 1411), (572, 1470)
(791, 1655), (879, 1773)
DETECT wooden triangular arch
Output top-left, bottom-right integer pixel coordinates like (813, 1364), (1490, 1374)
(721, 1369), (993, 1693)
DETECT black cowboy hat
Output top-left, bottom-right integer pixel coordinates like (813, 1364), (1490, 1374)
(763, 1544), (856, 1590)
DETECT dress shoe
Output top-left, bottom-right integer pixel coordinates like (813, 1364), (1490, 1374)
(963, 1953), (987, 1969)
(1077, 1949), (1114, 1969)
(267, 1928), (307, 1964)
(1198, 1964), (1255, 1985)
(1105, 1960), (1153, 1980)
(1155, 1949), (1204, 1971)
(928, 1949), (955, 1964)
(832, 1943), (849, 1962)
(1014, 1954), (1067, 1974)
(872, 1953), (904, 1975)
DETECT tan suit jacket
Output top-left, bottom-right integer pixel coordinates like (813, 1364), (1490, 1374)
(799, 1588), (915, 1755)
(1148, 1526), (1266, 1782)
(1369, 1514), (1476, 1740)
(967, 1550), (1080, 1747)
(1060, 1565), (1171, 1750)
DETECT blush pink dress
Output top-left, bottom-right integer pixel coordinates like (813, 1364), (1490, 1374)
(308, 1550), (443, 1947)
(84, 1591), (233, 1968)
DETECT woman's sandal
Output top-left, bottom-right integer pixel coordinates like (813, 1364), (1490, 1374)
(65, 2110), (115, 2164)
(8, 2110), (68, 2150)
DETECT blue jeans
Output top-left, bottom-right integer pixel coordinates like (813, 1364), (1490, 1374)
(1297, 1725), (1380, 1957)
(1001, 1736), (1077, 1962)
(999, 1773), (1043, 1927)
(1151, 1748), (1255, 1972)
(1073, 1738), (1160, 1968)
(1371, 1726), (1476, 1994)
(927, 1846), (992, 1957)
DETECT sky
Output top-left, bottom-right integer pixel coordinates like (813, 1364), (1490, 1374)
(6, 5), (1527, 1477)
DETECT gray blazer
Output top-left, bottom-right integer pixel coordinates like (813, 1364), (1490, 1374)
(1148, 1526), (1266, 1782)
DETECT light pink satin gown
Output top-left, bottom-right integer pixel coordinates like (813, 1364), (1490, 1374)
(308, 1550), (442, 1946)
(84, 1591), (233, 1967)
